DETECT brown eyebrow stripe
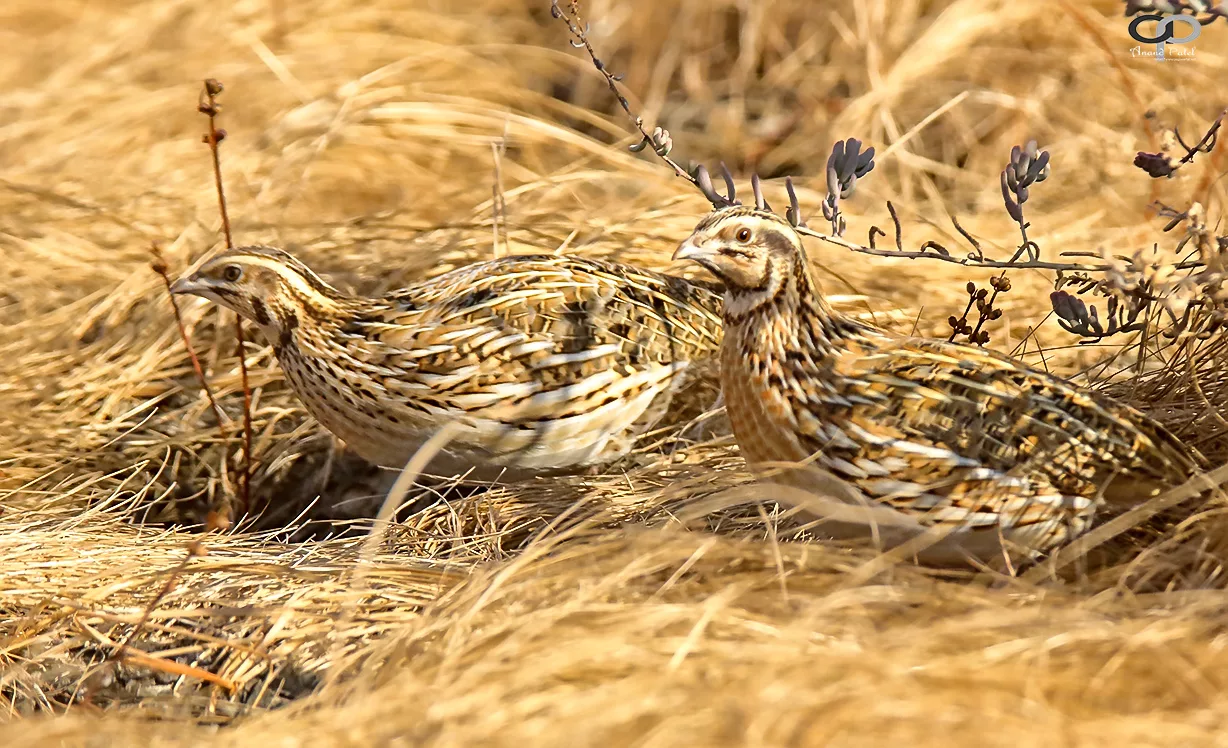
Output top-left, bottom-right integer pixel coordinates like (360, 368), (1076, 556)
(692, 205), (776, 233)
(226, 245), (346, 301)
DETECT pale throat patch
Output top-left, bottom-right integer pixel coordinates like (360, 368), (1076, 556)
(722, 258), (785, 319)
(723, 288), (778, 319)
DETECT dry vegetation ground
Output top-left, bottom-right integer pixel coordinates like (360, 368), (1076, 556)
(2, 0), (1228, 744)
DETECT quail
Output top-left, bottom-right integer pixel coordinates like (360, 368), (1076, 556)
(672, 206), (1202, 558)
(171, 246), (725, 480)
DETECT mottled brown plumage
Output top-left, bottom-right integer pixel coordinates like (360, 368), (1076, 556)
(674, 207), (1203, 557)
(171, 246), (724, 479)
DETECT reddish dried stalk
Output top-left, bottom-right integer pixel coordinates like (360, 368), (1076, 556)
(233, 318), (253, 514)
(111, 541), (207, 659)
(86, 542), (209, 704)
(151, 246), (227, 426)
(199, 78), (253, 514)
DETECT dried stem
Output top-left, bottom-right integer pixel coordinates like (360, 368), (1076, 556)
(199, 78), (252, 515)
(491, 127), (508, 257)
(947, 290), (978, 344)
(967, 275), (1011, 346)
(802, 227), (1146, 272)
(150, 245), (226, 426)
(234, 319), (253, 514)
(199, 79), (233, 248)
(86, 542), (209, 702)
(551, 1), (1148, 277)
(1172, 109), (1225, 167)
(1135, 109), (1225, 179)
(551, 1), (696, 184)
(111, 542), (206, 659)
(550, 2), (1228, 353)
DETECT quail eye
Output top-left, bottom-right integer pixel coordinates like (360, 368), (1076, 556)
(736, 228), (752, 243)
(222, 264), (243, 282)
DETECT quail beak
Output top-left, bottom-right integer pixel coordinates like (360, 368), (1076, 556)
(169, 275), (202, 296)
(672, 237), (722, 278)
(672, 237), (713, 264)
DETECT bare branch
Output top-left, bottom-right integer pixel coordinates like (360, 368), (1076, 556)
(198, 78), (252, 517)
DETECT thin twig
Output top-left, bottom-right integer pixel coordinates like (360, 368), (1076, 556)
(199, 80), (233, 248)
(324, 422), (464, 690)
(150, 245), (226, 426)
(798, 225), (1139, 272)
(234, 319), (253, 515)
(114, 544), (203, 657)
(491, 123), (509, 258)
(552, 1), (1155, 277)
(199, 78), (252, 515)
(1173, 108), (1225, 169)
(85, 542), (209, 702)
(950, 216), (983, 261)
(550, 1), (695, 184)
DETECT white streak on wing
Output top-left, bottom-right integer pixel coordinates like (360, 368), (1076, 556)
(823, 422), (860, 450)
(438, 289), (563, 323)
(928, 507), (999, 527)
(877, 457), (911, 473)
(481, 333), (529, 356)
(400, 343), (455, 359)
(485, 364), (678, 421)
(437, 326), (486, 343)
(466, 328), (505, 349)
(897, 494), (947, 510)
(844, 421), (979, 467)
(844, 423), (972, 460)
(825, 456), (868, 479)
(531, 344), (621, 370)
(844, 422), (888, 446)
(910, 386), (950, 401)
(489, 379), (543, 399)
(853, 458), (891, 477)
(481, 385), (667, 468)
(383, 379), (434, 397)
(516, 370), (621, 410)
(504, 340), (557, 358)
(862, 478), (927, 498)
(415, 365), (480, 390)
(950, 378), (1011, 400)
(963, 467), (1008, 482)
(449, 381), (541, 410)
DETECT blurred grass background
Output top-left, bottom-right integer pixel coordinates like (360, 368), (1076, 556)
(2, 0), (1228, 744)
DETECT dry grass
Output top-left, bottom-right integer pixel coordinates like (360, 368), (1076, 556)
(2, 0), (1228, 744)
